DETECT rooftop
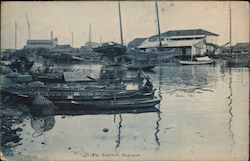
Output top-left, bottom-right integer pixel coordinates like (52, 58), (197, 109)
(27, 39), (53, 42)
(149, 29), (219, 41)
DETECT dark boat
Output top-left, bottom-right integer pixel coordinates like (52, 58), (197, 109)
(2, 79), (160, 110)
(54, 97), (161, 110)
(92, 42), (126, 57)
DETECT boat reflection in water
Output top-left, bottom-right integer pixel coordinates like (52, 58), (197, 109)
(29, 105), (161, 151)
(31, 116), (55, 137)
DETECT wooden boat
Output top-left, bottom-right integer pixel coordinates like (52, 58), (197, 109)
(72, 56), (84, 61)
(2, 81), (156, 101)
(2, 75), (159, 110)
(2, 89), (159, 110)
(179, 56), (214, 65)
(54, 97), (161, 110)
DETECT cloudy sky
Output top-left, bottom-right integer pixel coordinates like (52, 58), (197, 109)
(1, 1), (249, 49)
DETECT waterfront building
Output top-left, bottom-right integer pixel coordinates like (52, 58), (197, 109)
(233, 43), (250, 54)
(134, 29), (219, 56)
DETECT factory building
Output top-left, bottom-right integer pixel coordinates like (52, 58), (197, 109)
(26, 31), (58, 49)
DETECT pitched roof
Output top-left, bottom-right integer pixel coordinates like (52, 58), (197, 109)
(128, 38), (147, 48)
(149, 29), (219, 41)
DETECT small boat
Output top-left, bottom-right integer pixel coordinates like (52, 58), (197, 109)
(179, 56), (214, 65)
(54, 97), (161, 110)
(2, 73), (160, 110)
(2, 83), (153, 99)
(72, 56), (84, 61)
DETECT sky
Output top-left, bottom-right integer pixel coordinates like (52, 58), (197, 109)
(1, 1), (249, 49)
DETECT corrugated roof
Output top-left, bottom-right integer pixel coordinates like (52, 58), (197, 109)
(149, 29), (219, 41)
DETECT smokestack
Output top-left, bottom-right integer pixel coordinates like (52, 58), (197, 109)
(50, 31), (53, 41)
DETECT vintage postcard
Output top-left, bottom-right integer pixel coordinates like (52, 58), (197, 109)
(1, 1), (249, 161)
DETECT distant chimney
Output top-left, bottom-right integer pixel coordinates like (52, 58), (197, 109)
(50, 31), (53, 41)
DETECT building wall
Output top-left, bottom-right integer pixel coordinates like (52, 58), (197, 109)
(26, 39), (58, 49)
(206, 35), (217, 44)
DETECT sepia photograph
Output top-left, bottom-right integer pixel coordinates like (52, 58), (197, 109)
(0, 1), (249, 161)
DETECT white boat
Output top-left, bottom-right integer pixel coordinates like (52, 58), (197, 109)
(179, 56), (214, 65)
(72, 56), (84, 61)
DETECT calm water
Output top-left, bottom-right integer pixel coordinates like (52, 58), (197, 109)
(1, 64), (249, 161)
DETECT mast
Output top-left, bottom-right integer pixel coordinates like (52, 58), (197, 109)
(68, 26), (73, 47)
(118, 0), (124, 46)
(155, 1), (162, 51)
(25, 13), (31, 41)
(15, 21), (17, 51)
(89, 23), (92, 46)
(71, 32), (74, 47)
(100, 34), (102, 43)
(229, 1), (232, 53)
(25, 13), (31, 55)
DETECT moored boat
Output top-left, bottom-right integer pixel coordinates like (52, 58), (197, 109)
(179, 56), (214, 65)
(2, 77), (160, 110)
(54, 97), (161, 110)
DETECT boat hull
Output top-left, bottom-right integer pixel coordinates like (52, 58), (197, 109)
(2, 88), (157, 110)
(53, 98), (161, 110)
(179, 59), (214, 65)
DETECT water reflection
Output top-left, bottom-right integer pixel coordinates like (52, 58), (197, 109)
(31, 116), (55, 137)
(154, 64), (163, 151)
(152, 65), (217, 95)
(115, 114), (122, 150)
(155, 111), (161, 151)
(227, 69), (235, 146)
(53, 107), (159, 116)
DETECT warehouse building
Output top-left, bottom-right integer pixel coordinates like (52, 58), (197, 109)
(135, 29), (219, 56)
